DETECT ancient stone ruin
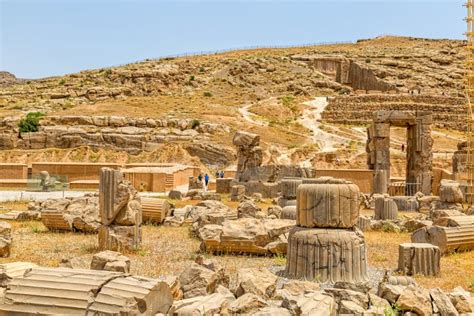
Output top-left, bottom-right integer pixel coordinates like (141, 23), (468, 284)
(98, 168), (142, 252)
(367, 110), (433, 195)
(286, 177), (368, 283)
(234, 130), (263, 182)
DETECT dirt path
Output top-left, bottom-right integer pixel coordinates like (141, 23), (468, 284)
(298, 97), (352, 152)
(238, 104), (268, 127)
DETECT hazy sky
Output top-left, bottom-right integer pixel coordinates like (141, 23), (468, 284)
(0, 0), (466, 79)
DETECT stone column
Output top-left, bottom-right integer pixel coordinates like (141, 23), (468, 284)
(98, 168), (142, 252)
(406, 112), (433, 195)
(370, 121), (390, 194)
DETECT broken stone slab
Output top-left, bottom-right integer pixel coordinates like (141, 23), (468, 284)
(448, 286), (473, 314)
(439, 180), (464, 203)
(167, 292), (233, 315)
(398, 243), (440, 276)
(286, 227), (368, 283)
(141, 197), (171, 224)
(374, 196), (398, 220)
(0, 222), (12, 258)
(0, 262), (37, 287)
(0, 267), (173, 315)
(253, 306), (292, 316)
(430, 288), (459, 316)
(433, 215), (474, 227)
(297, 178), (360, 228)
(284, 291), (336, 316)
(395, 284), (432, 316)
(403, 219), (432, 233)
(88, 275), (173, 315)
(233, 267), (278, 299)
(228, 293), (268, 314)
(90, 250), (131, 273)
(199, 218), (294, 255)
(281, 205), (296, 220)
(0, 210), (40, 221)
(98, 225), (142, 252)
(411, 225), (474, 254)
(237, 200), (262, 219)
(431, 209), (466, 221)
(179, 262), (220, 299)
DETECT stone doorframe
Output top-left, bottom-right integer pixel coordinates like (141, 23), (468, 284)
(366, 110), (433, 195)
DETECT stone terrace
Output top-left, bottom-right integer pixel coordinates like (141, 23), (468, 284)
(322, 94), (466, 130)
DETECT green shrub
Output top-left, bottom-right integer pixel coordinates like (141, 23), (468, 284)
(203, 91), (213, 97)
(189, 75), (195, 81)
(59, 79), (66, 85)
(191, 119), (200, 129)
(18, 112), (44, 133)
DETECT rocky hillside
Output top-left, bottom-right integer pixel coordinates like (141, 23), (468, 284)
(0, 36), (467, 169)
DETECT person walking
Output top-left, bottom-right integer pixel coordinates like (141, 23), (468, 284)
(204, 173), (210, 191)
(220, 170), (225, 178)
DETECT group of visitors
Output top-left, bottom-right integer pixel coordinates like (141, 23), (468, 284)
(197, 171), (225, 191)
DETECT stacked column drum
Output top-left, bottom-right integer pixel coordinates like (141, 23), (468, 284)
(285, 177), (368, 283)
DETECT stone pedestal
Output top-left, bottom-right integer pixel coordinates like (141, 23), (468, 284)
(296, 178), (359, 228)
(374, 196), (398, 220)
(285, 177), (367, 283)
(398, 243), (440, 276)
(286, 227), (368, 283)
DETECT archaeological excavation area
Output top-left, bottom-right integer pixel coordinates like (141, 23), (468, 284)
(2, 6), (474, 313)
(0, 123), (470, 315)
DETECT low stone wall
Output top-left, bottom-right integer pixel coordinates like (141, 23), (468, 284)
(31, 162), (120, 182)
(0, 164), (28, 180)
(322, 94), (466, 131)
(314, 169), (373, 194)
(123, 165), (197, 192)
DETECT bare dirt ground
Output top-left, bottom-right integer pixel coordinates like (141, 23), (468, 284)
(1, 200), (472, 293)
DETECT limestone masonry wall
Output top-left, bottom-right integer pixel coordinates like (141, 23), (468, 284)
(31, 162), (120, 181)
(0, 164), (28, 179)
(322, 94), (466, 131)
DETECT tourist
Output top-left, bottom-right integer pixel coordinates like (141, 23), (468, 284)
(220, 171), (225, 178)
(215, 171), (219, 178)
(197, 174), (203, 183)
(204, 173), (210, 190)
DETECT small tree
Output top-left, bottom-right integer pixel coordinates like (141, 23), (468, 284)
(18, 112), (44, 133)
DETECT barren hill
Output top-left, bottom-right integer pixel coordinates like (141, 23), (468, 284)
(0, 36), (467, 173)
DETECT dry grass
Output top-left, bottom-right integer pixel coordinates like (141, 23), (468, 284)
(0, 201), (472, 293)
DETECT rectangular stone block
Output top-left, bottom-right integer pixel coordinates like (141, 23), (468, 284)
(98, 225), (142, 252)
(216, 178), (233, 194)
(398, 243), (440, 276)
